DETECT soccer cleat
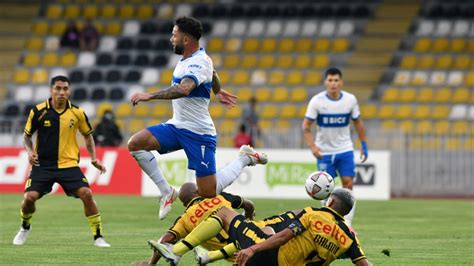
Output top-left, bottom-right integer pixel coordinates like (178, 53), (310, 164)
(148, 240), (181, 266)
(159, 187), (178, 220)
(13, 226), (31, 245)
(193, 245), (210, 266)
(239, 145), (268, 166)
(94, 237), (111, 247)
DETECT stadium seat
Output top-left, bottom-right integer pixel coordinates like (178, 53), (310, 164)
(434, 20), (451, 36)
(268, 71), (285, 85)
(260, 38), (277, 53)
(4, 104), (20, 117)
(290, 87), (308, 102)
(451, 121), (469, 136)
(393, 71), (411, 85)
(337, 21), (355, 36)
(279, 39), (295, 53)
(83, 5), (98, 19)
(275, 120), (291, 129)
(266, 20), (283, 37)
(118, 38), (133, 50)
(417, 55), (434, 69)
(232, 70), (249, 85)
(115, 103), (131, 119)
(23, 53), (40, 67)
(258, 55), (275, 69)
(432, 38), (449, 52)
(32, 69), (48, 84)
(313, 55), (330, 69)
(282, 20), (300, 37)
(450, 38), (466, 52)
(301, 21), (318, 37)
(72, 87), (87, 101)
(134, 54), (150, 66)
(98, 37), (117, 52)
(110, 87), (124, 101)
(225, 38), (241, 53)
(449, 104), (467, 120)
(46, 5), (62, 19)
(413, 38), (431, 52)
(287, 71), (304, 86)
(119, 5), (135, 19)
(360, 104), (377, 120)
(209, 104), (225, 118)
(452, 88), (470, 103)
(236, 87), (252, 101)
(314, 38), (330, 52)
(254, 87), (271, 102)
(416, 20), (435, 36)
(77, 52), (96, 67)
(436, 55), (453, 69)
(400, 55), (417, 69)
(319, 21), (336, 36)
(332, 38), (349, 53)
(396, 105), (413, 119)
(294, 55), (311, 69)
(445, 137), (462, 151)
(272, 87), (289, 102)
(415, 120), (432, 135)
(280, 104), (298, 119)
(430, 71), (447, 85)
(411, 71), (428, 86)
(137, 5), (154, 19)
(414, 105), (431, 120)
(107, 70), (122, 83)
(378, 105), (396, 119)
(159, 69), (173, 85)
(304, 71), (321, 86)
(116, 54), (131, 66)
(91, 87), (106, 101)
(60, 52), (76, 67)
(101, 5), (116, 18)
(14, 86), (33, 102)
(70, 70), (84, 83)
(239, 55), (256, 69)
(465, 71), (474, 86)
(432, 105), (449, 120)
(212, 20), (229, 36)
(105, 22), (122, 36)
(207, 38), (224, 52)
(14, 69), (30, 84)
(434, 87), (452, 103)
(250, 70), (266, 86)
(41, 52), (58, 67)
(25, 38), (43, 51)
(123, 21), (140, 36)
(248, 21), (265, 36)
(133, 104), (150, 117)
(140, 68), (159, 85)
(381, 88), (399, 102)
(295, 38), (312, 53)
(32, 21), (49, 36)
(224, 106), (241, 119)
(399, 120), (414, 134)
(64, 5), (80, 19)
(157, 4), (173, 19)
(129, 119), (145, 134)
(381, 120), (397, 131)
(454, 55), (471, 69)
(152, 104), (172, 119)
(229, 21), (246, 36)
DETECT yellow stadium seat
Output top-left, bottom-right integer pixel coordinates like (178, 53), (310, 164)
(433, 121), (450, 136)
(32, 21), (49, 35)
(468, 39), (474, 52)
(220, 119), (237, 134)
(222, 54), (240, 68)
(258, 55), (275, 69)
(254, 87), (271, 102)
(295, 38), (312, 52)
(434, 88), (451, 103)
(454, 55), (471, 69)
(294, 55), (311, 69)
(83, 5), (98, 18)
(42, 52), (58, 67)
(431, 105), (449, 120)
(232, 70), (250, 85)
(159, 69), (173, 85)
(225, 38), (241, 53)
(314, 38), (330, 52)
(304, 71), (321, 86)
(260, 105), (279, 119)
(465, 138), (474, 150)
(23, 53), (41, 67)
(115, 103), (132, 118)
(445, 137), (462, 150)
(50, 21), (66, 36)
(279, 38), (295, 53)
(313, 55), (330, 69)
(207, 38), (224, 53)
(272, 87), (289, 102)
(46, 5), (62, 19)
(152, 104), (172, 118)
(452, 88), (470, 103)
(291, 87), (308, 102)
(14, 69), (30, 84)
(298, 105), (307, 118)
(381, 120), (397, 131)
(93, 21), (104, 34)
(287, 71), (303, 86)
(64, 5), (80, 19)
(432, 38), (449, 52)
(450, 38), (466, 52)
(137, 5), (153, 19)
(332, 38), (349, 53)
(280, 105), (298, 119)
(261, 38), (277, 53)
(411, 72), (428, 86)
(417, 55), (434, 69)
(360, 104), (377, 120)
(260, 120), (272, 131)
(451, 121), (469, 136)
(435, 55), (452, 69)
(105, 22), (121, 36)
(399, 88), (416, 102)
(210, 54), (222, 68)
(276, 55), (293, 69)
(413, 38), (431, 52)
(133, 104), (150, 117)
(382, 88), (399, 102)
(396, 105), (413, 119)
(268, 71), (285, 85)
(417, 87), (433, 103)
(96, 103), (113, 118)
(400, 55), (417, 69)
(148, 119), (161, 126)
(236, 87), (252, 102)
(217, 70), (230, 85)
(101, 5), (116, 18)
(209, 104), (225, 118)
(399, 120), (414, 134)
(465, 71), (474, 86)
(275, 120), (291, 129)
(225, 106), (242, 119)
(378, 105), (396, 119)
(413, 105), (431, 120)
(241, 38), (259, 53)
(25, 38), (43, 51)
(119, 5), (135, 19)
(240, 55), (257, 69)
(129, 119), (145, 134)
(415, 120), (432, 135)
(60, 52), (76, 67)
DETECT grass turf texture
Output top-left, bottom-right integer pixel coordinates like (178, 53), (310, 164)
(1, 194), (473, 265)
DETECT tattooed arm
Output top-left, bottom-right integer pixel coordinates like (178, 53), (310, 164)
(130, 78), (196, 105)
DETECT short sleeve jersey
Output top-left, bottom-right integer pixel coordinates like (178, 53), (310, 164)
(305, 90), (361, 154)
(166, 48), (216, 136)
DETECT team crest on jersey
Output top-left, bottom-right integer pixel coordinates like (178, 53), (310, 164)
(69, 119), (75, 128)
(44, 120), (51, 127)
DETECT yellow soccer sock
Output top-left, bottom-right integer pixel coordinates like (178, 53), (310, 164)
(173, 215), (223, 256)
(20, 210), (33, 229)
(87, 213), (103, 240)
(208, 243), (238, 262)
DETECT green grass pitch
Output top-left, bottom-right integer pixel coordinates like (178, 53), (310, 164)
(1, 194), (473, 265)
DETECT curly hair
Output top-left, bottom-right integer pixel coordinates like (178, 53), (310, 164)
(174, 16), (203, 40)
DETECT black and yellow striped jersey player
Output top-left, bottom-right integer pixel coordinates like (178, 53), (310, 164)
(151, 188), (372, 266)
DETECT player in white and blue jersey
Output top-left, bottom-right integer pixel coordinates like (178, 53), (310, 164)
(302, 68), (368, 225)
(127, 17), (267, 220)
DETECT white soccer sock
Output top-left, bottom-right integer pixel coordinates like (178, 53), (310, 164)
(130, 150), (171, 195)
(215, 156), (251, 194)
(344, 200), (356, 226)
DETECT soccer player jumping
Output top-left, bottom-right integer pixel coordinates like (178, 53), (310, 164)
(128, 17), (267, 220)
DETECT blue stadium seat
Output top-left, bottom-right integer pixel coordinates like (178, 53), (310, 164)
(72, 87), (88, 101)
(106, 70), (122, 83)
(91, 87), (106, 101)
(110, 87), (124, 100)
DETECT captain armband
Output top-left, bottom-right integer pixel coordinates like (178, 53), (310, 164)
(287, 219), (305, 236)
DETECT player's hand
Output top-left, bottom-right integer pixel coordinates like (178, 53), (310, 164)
(236, 247), (256, 266)
(216, 89), (237, 109)
(28, 151), (39, 166)
(130, 92), (152, 106)
(360, 141), (368, 163)
(91, 160), (106, 174)
(310, 145), (323, 160)
(244, 210), (256, 220)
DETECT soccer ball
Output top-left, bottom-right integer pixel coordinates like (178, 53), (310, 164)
(305, 171), (335, 200)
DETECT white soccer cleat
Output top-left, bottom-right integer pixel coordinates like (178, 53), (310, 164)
(148, 240), (181, 266)
(159, 187), (178, 220)
(13, 227), (31, 245)
(239, 145), (268, 166)
(94, 237), (111, 247)
(193, 245), (210, 266)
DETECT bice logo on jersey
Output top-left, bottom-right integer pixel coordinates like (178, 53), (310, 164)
(322, 116), (347, 125)
(318, 114), (350, 127)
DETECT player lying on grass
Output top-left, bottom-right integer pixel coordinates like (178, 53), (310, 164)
(151, 188), (371, 266)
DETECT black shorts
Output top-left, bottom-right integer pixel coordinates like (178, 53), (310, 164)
(262, 211), (297, 233)
(25, 166), (89, 197)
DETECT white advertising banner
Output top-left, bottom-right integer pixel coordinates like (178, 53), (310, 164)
(141, 149), (391, 200)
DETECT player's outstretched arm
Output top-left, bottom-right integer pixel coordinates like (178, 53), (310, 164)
(212, 70), (237, 109)
(130, 77), (196, 105)
(236, 228), (294, 266)
(83, 134), (106, 174)
(353, 118), (368, 162)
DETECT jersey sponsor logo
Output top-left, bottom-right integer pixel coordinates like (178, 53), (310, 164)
(316, 114), (350, 127)
(188, 64), (202, 69)
(44, 120), (51, 127)
(313, 220), (347, 245)
(189, 197), (223, 224)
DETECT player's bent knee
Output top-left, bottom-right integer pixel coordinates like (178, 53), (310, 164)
(128, 129), (160, 151)
(77, 187), (93, 200)
(23, 192), (39, 203)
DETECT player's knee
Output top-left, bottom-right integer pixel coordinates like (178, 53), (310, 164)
(23, 192), (38, 204)
(77, 187), (93, 201)
(341, 177), (353, 189)
(127, 136), (141, 151)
